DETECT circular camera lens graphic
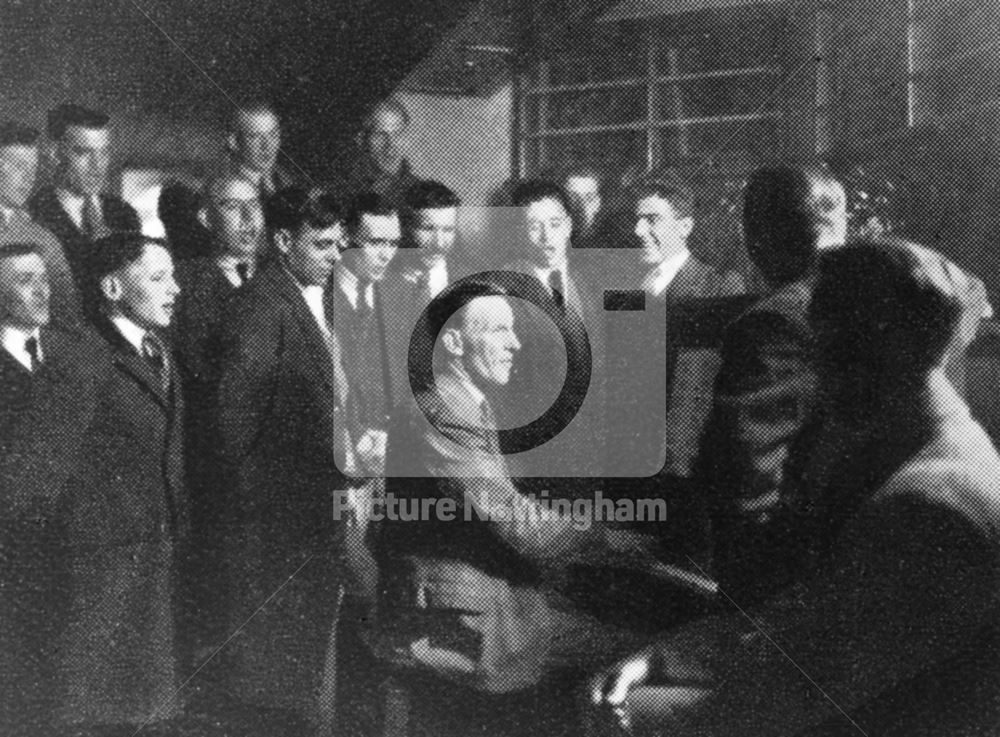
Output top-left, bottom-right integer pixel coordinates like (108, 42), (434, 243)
(408, 271), (592, 454)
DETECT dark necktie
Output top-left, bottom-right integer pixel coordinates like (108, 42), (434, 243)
(82, 196), (106, 240)
(480, 399), (501, 454)
(236, 262), (250, 286)
(141, 332), (170, 391)
(25, 336), (40, 371)
(548, 270), (565, 312)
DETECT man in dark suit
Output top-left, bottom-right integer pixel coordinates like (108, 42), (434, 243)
(215, 186), (354, 735)
(592, 238), (1000, 737)
(0, 242), (85, 735)
(28, 104), (141, 319)
(381, 180), (467, 407)
(378, 280), (657, 737)
(220, 102), (299, 200)
(1, 233), (186, 735)
(171, 173), (263, 659)
(0, 122), (82, 328)
(606, 176), (744, 566)
(330, 191), (400, 476)
(497, 179), (607, 486)
(692, 164), (847, 603)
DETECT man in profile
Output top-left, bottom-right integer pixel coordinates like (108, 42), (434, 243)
(222, 102), (298, 198)
(28, 104), (140, 300)
(0, 122), (81, 328)
(345, 97), (420, 205)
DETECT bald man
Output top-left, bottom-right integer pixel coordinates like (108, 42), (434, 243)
(223, 103), (299, 198)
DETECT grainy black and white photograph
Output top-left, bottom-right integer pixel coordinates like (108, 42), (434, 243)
(1, 1), (999, 735)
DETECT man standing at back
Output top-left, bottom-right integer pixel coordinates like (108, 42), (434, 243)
(0, 122), (82, 328)
(694, 163), (847, 603)
(29, 104), (140, 308)
(345, 98), (420, 206)
(382, 180), (464, 406)
(222, 102), (298, 200)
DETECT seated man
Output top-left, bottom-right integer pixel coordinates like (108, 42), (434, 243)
(592, 238), (1000, 737)
(376, 280), (704, 737)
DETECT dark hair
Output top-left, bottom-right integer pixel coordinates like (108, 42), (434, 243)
(47, 104), (109, 139)
(743, 164), (845, 286)
(404, 180), (461, 212)
(0, 242), (43, 260)
(632, 173), (695, 219)
(810, 237), (967, 382)
(88, 233), (168, 283)
(265, 186), (343, 233)
(0, 122), (40, 147)
(426, 279), (509, 343)
(510, 179), (571, 214)
(346, 190), (398, 233)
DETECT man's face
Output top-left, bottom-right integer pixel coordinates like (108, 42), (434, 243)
(565, 175), (601, 230)
(350, 213), (400, 282)
(459, 295), (520, 387)
(813, 182), (848, 251)
(0, 253), (50, 329)
(0, 144), (39, 210)
(634, 195), (693, 265)
(58, 125), (111, 197)
(233, 110), (281, 173)
(204, 179), (263, 258)
(280, 223), (344, 286)
(525, 197), (572, 269)
(411, 207), (457, 259)
(364, 107), (407, 175)
(114, 244), (179, 329)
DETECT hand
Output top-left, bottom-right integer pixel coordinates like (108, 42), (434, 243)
(591, 649), (654, 711)
(356, 429), (387, 474)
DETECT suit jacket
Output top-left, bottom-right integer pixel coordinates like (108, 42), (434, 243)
(380, 254), (474, 409)
(215, 262), (350, 717)
(27, 186), (141, 313)
(692, 278), (818, 600)
(495, 258), (607, 484)
(624, 374), (1000, 737)
(0, 318), (186, 726)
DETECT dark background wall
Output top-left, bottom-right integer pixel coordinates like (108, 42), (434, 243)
(0, 0), (476, 180)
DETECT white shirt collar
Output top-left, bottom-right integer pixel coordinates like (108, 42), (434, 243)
(216, 253), (254, 287)
(110, 314), (148, 355)
(645, 249), (690, 297)
(282, 265), (330, 335)
(335, 264), (374, 310)
(531, 261), (568, 295)
(0, 325), (41, 371)
(0, 204), (15, 229)
(55, 188), (96, 229)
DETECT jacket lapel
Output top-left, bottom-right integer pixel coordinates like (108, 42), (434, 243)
(95, 317), (170, 409)
(266, 266), (336, 391)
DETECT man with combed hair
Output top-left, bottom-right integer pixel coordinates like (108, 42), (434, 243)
(592, 238), (1000, 737)
(28, 104), (141, 304)
(345, 97), (421, 206)
(215, 185), (354, 735)
(0, 122), (82, 328)
(2, 233), (187, 733)
(693, 163), (847, 604)
(222, 102), (299, 198)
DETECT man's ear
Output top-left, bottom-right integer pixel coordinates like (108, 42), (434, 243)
(196, 207), (210, 231)
(273, 228), (292, 255)
(225, 131), (239, 156)
(679, 216), (695, 240)
(441, 327), (463, 358)
(99, 273), (122, 303)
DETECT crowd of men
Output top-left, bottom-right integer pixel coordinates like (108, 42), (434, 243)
(0, 96), (998, 737)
